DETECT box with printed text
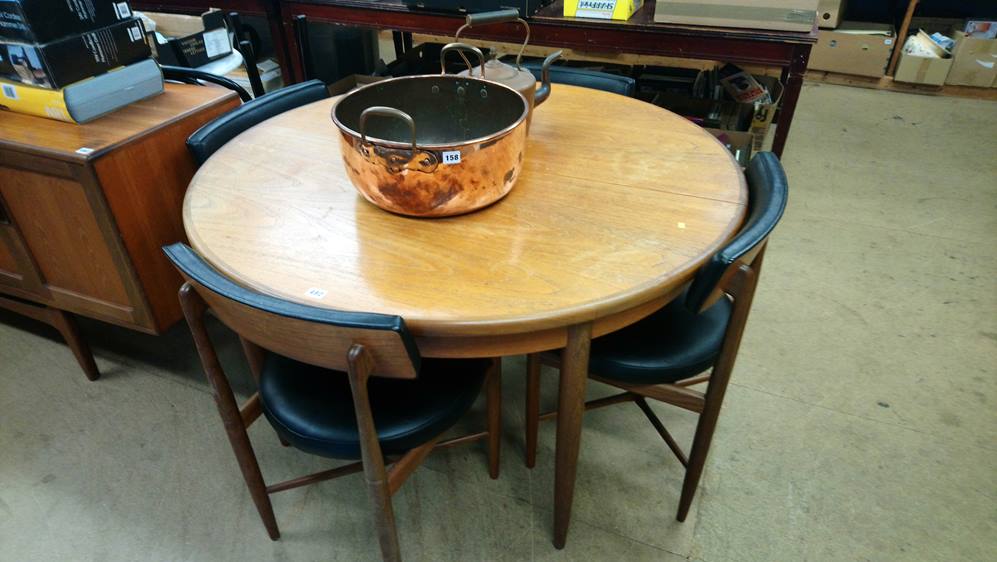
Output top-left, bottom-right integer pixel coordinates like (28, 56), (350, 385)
(0, 0), (135, 43)
(0, 18), (150, 89)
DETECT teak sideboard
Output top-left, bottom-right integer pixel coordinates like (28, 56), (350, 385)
(0, 84), (239, 380)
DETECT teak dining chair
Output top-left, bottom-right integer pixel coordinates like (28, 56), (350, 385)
(186, 79), (330, 165)
(163, 243), (501, 562)
(524, 152), (788, 521)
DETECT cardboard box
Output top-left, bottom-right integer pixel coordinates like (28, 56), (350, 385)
(0, 0), (135, 43)
(706, 128), (754, 167)
(0, 18), (150, 89)
(748, 75), (782, 150)
(817, 0), (845, 29)
(964, 20), (997, 40)
(654, 0), (818, 33)
(945, 31), (997, 87)
(565, 0), (642, 21)
(143, 11), (231, 68)
(808, 21), (895, 77)
(894, 30), (953, 86)
(227, 58), (284, 95)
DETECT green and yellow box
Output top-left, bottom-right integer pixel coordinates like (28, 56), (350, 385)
(564, 0), (643, 21)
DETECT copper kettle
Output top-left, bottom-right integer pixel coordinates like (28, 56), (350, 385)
(452, 9), (562, 129)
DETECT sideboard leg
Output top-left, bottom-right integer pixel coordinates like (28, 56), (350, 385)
(0, 295), (101, 381)
(47, 309), (100, 381)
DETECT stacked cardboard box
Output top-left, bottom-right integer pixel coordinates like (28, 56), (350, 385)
(808, 21), (895, 78)
(0, 0), (162, 123)
(945, 21), (997, 88)
(654, 0), (818, 32)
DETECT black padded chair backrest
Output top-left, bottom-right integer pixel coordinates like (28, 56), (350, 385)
(160, 65), (253, 102)
(522, 63), (636, 96)
(186, 79), (330, 165)
(163, 243), (421, 379)
(684, 152), (788, 313)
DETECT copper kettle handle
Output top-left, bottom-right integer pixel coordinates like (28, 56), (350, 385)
(454, 9), (530, 69)
(440, 42), (486, 78)
(535, 50), (562, 107)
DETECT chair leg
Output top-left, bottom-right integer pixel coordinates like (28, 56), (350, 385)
(179, 284), (279, 540)
(486, 358), (502, 479)
(524, 353), (542, 468)
(367, 475), (402, 562)
(348, 344), (403, 561)
(225, 422), (281, 539)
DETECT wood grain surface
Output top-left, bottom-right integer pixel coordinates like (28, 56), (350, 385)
(184, 85), (746, 343)
(0, 83), (236, 163)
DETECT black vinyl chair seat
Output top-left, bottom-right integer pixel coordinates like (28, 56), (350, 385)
(260, 354), (490, 460)
(521, 63), (636, 96)
(562, 288), (732, 386)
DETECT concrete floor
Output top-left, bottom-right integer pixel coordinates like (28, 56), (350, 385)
(1, 83), (995, 562)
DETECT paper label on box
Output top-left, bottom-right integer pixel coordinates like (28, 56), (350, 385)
(128, 24), (142, 42)
(575, 0), (617, 19)
(114, 2), (132, 19)
(203, 28), (230, 59)
(1, 83), (17, 100)
(885, 39), (893, 45)
(442, 150), (461, 165)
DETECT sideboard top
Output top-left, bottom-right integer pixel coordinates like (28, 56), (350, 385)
(0, 83), (238, 163)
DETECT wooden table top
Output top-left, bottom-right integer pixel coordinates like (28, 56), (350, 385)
(184, 85), (746, 340)
(0, 83), (237, 163)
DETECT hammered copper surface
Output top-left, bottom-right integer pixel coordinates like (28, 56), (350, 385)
(338, 124), (527, 217)
(333, 75), (529, 217)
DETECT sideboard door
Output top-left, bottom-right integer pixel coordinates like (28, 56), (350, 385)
(0, 164), (151, 329)
(0, 192), (43, 295)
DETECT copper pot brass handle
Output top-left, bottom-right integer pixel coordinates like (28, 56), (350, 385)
(440, 42), (486, 78)
(454, 9), (530, 69)
(357, 106), (439, 174)
(535, 50), (563, 107)
(359, 106), (417, 151)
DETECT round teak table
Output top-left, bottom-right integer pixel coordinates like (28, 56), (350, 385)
(184, 85), (746, 549)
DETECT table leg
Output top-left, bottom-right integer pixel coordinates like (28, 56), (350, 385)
(770, 43), (812, 158)
(553, 322), (591, 549)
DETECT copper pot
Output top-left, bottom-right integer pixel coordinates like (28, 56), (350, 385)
(331, 45), (529, 218)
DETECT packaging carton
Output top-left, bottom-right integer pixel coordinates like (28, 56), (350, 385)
(945, 31), (997, 87)
(0, 0), (134, 43)
(817, 0), (845, 29)
(706, 128), (754, 167)
(0, 58), (162, 123)
(807, 21), (895, 77)
(748, 75), (782, 150)
(0, 18), (150, 89)
(654, 0), (818, 33)
(143, 11), (231, 68)
(894, 30), (953, 86)
(565, 0), (643, 21)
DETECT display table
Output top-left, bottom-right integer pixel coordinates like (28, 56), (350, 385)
(183, 85), (746, 548)
(277, 0), (816, 156)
